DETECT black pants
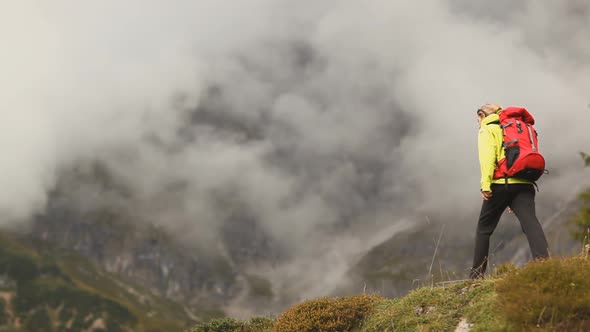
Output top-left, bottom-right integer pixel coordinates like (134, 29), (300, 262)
(470, 184), (549, 279)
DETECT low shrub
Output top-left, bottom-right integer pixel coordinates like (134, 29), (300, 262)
(273, 293), (382, 332)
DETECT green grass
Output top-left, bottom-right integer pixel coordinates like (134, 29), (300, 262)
(361, 281), (495, 332)
(461, 281), (511, 332)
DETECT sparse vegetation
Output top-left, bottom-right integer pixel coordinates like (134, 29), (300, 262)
(362, 280), (501, 332)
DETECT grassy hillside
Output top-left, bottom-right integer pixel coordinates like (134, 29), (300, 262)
(187, 252), (590, 332)
(0, 232), (197, 332)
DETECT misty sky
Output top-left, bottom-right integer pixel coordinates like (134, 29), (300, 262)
(1, 0), (589, 308)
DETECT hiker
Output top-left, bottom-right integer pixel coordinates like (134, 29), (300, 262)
(470, 104), (550, 279)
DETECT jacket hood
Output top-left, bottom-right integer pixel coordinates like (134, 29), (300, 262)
(481, 113), (500, 125)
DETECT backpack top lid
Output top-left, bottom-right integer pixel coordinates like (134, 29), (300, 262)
(500, 106), (535, 125)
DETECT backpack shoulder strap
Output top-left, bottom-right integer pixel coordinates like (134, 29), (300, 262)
(486, 121), (500, 126)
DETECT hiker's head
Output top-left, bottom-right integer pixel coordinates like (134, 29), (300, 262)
(476, 104), (502, 124)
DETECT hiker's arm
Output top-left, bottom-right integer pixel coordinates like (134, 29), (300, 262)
(478, 127), (496, 192)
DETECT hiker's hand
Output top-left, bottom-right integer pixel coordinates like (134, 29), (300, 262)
(481, 191), (492, 200)
(508, 207), (514, 214)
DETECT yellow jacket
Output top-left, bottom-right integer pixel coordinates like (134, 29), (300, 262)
(478, 114), (531, 191)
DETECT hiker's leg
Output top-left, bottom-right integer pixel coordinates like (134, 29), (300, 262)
(471, 185), (509, 278)
(509, 185), (550, 260)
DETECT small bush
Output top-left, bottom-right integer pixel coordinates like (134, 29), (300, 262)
(496, 256), (590, 330)
(273, 293), (382, 332)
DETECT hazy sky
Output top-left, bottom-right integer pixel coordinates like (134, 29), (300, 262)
(1, 0), (589, 311)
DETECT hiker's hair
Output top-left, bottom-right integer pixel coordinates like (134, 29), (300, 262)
(478, 104), (503, 115)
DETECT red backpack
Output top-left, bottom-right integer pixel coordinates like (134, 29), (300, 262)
(492, 107), (546, 184)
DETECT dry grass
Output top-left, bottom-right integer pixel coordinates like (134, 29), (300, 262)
(496, 256), (590, 331)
